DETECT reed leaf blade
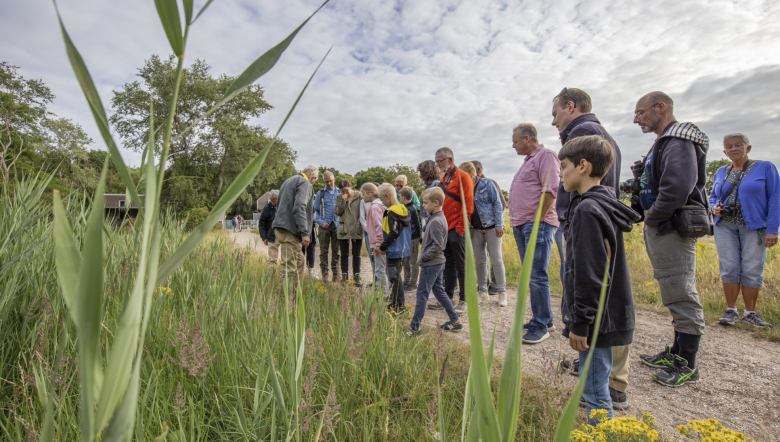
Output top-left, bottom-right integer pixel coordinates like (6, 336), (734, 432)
(153, 0), (184, 56)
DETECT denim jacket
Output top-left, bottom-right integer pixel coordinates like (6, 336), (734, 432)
(473, 177), (503, 229)
(314, 188), (340, 228)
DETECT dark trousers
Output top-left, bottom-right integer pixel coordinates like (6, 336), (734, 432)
(302, 239), (316, 268)
(410, 264), (458, 330)
(443, 229), (466, 302)
(318, 226), (339, 275)
(339, 238), (362, 276)
(387, 257), (404, 310)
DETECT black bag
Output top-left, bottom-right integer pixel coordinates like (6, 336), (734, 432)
(671, 205), (712, 238)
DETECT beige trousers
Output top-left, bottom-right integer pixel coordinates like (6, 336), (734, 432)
(609, 345), (630, 392)
(275, 229), (305, 293)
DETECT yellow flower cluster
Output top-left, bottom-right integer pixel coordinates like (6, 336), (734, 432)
(570, 410), (659, 442)
(313, 281), (326, 295)
(157, 286), (173, 296)
(677, 419), (755, 442)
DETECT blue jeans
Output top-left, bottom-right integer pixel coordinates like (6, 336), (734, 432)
(713, 221), (767, 288)
(554, 226), (565, 286)
(513, 221), (556, 332)
(579, 346), (614, 425)
(410, 264), (459, 330)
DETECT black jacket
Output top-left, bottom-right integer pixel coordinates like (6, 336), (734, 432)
(562, 185), (641, 347)
(258, 201), (277, 242)
(556, 114), (622, 223)
(405, 203), (421, 240)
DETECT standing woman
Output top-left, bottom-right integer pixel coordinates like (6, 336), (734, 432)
(336, 179), (364, 286)
(710, 133), (779, 329)
(417, 160), (442, 227)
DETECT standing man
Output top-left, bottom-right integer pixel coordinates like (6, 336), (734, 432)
(395, 175), (422, 211)
(550, 87), (629, 410)
(509, 123), (560, 344)
(259, 190), (279, 267)
(314, 171), (341, 282)
(272, 166), (318, 292)
(634, 91), (709, 388)
(434, 147), (474, 313)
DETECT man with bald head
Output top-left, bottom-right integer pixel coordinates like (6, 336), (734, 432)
(633, 91), (710, 388)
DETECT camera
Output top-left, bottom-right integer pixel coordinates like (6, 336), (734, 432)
(620, 158), (646, 205)
(719, 204), (735, 217)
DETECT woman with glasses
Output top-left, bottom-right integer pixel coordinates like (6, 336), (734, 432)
(710, 133), (779, 329)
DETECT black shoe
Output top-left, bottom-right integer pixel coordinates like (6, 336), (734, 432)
(639, 345), (675, 369)
(570, 358), (580, 377)
(609, 387), (629, 411)
(652, 355), (700, 387)
(522, 322), (556, 332)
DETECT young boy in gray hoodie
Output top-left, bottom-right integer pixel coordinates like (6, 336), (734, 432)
(407, 187), (462, 336)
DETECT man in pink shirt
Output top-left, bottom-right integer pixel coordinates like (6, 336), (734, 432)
(509, 123), (561, 344)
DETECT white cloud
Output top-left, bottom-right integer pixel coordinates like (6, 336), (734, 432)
(2, 0), (779, 189)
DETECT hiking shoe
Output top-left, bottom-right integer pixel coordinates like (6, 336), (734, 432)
(488, 286), (499, 295)
(522, 326), (550, 344)
(498, 292), (507, 307)
(441, 320), (463, 332)
(652, 356), (700, 387)
(405, 327), (422, 337)
(478, 291), (489, 302)
(522, 322), (556, 332)
(718, 309), (740, 326)
(570, 358), (580, 377)
(639, 345), (675, 369)
(742, 312), (773, 329)
(609, 387), (629, 411)
(428, 300), (445, 310)
(406, 284), (418, 292)
(455, 301), (467, 314)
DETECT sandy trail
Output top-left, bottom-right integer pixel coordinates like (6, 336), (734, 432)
(232, 230), (780, 441)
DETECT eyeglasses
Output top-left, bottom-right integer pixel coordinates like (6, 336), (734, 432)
(562, 87), (577, 108)
(435, 158), (449, 165)
(324, 180), (335, 184)
(634, 103), (658, 119)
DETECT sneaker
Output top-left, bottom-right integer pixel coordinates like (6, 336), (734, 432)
(455, 300), (467, 314)
(488, 285), (499, 295)
(522, 322), (556, 332)
(405, 327), (422, 337)
(570, 358), (580, 377)
(308, 268), (319, 279)
(406, 285), (418, 292)
(718, 309), (740, 326)
(652, 355), (700, 387)
(389, 305), (407, 317)
(609, 387), (629, 411)
(639, 345), (675, 369)
(478, 291), (489, 302)
(498, 292), (507, 307)
(522, 326), (550, 344)
(428, 300), (445, 310)
(742, 312), (773, 329)
(441, 320), (463, 332)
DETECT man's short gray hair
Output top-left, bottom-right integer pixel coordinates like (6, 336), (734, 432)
(723, 133), (750, 146)
(269, 189), (279, 199)
(302, 165), (318, 179)
(323, 171), (335, 180)
(513, 123), (538, 142)
(435, 147), (454, 159)
(395, 175), (408, 184)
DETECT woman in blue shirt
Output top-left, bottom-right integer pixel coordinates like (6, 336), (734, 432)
(710, 133), (779, 329)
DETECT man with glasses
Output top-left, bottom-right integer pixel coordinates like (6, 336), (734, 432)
(633, 91), (710, 388)
(395, 174), (421, 211)
(314, 171), (341, 282)
(434, 147), (474, 313)
(551, 87), (629, 409)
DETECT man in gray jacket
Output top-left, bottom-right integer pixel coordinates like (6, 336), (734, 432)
(273, 165), (319, 292)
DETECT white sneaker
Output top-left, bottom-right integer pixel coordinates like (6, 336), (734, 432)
(498, 292), (507, 307)
(478, 291), (489, 303)
(455, 300), (467, 314)
(308, 268), (319, 279)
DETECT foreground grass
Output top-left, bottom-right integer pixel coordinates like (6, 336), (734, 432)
(1, 205), (565, 441)
(504, 221), (780, 341)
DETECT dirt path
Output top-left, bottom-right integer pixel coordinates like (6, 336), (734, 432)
(231, 231), (780, 441)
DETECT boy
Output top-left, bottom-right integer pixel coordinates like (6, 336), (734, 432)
(558, 135), (640, 423)
(400, 186), (422, 292)
(376, 183), (412, 314)
(407, 187), (462, 335)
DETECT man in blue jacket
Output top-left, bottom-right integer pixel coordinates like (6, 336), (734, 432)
(314, 171), (340, 282)
(551, 87), (629, 410)
(633, 91), (709, 388)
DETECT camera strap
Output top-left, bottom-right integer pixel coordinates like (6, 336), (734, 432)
(718, 160), (754, 206)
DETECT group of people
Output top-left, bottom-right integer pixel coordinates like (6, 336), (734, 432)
(256, 88), (779, 423)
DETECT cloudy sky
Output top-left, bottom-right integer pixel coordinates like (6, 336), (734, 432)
(2, 0), (779, 189)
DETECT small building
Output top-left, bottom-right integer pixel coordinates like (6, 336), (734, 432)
(104, 194), (144, 225)
(256, 192), (271, 211)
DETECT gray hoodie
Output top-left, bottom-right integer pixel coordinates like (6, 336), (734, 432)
(417, 210), (448, 267)
(272, 174), (314, 238)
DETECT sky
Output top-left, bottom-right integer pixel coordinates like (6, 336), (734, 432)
(2, 0), (780, 190)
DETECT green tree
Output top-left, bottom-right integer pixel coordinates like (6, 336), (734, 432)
(706, 158), (731, 194)
(353, 163), (424, 196)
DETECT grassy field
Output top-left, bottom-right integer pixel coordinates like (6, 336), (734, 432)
(503, 220), (780, 341)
